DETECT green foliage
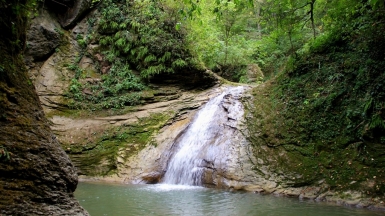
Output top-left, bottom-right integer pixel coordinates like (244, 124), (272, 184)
(69, 64), (84, 79)
(54, 27), (64, 36)
(91, 0), (101, 7)
(252, 31), (291, 77)
(68, 79), (83, 101)
(184, 0), (260, 82)
(0, 0), (41, 54)
(248, 0), (385, 194)
(65, 60), (145, 110)
(76, 34), (88, 49)
(64, 0), (201, 111)
(97, 0), (196, 78)
(0, 146), (10, 161)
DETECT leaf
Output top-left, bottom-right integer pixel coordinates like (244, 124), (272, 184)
(175, 22), (181, 30)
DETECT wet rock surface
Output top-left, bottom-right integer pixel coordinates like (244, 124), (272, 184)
(160, 86), (256, 187)
(70, 85), (262, 190)
(0, 1), (88, 214)
(53, 85), (222, 178)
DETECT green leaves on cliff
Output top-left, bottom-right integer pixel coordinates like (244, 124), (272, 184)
(65, 0), (199, 110)
(248, 0), (385, 194)
(66, 61), (144, 110)
(97, 0), (194, 78)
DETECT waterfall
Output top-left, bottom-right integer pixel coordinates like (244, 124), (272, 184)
(162, 86), (246, 186)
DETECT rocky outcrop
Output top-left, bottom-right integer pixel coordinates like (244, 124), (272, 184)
(25, 10), (62, 63)
(65, 84), (275, 192)
(45, 0), (93, 28)
(52, 85), (221, 177)
(29, 35), (81, 113)
(57, 0), (93, 28)
(0, 1), (88, 215)
(246, 64), (264, 83)
(27, 7), (87, 114)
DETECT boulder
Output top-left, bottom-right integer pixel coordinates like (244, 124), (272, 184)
(25, 9), (62, 63)
(246, 64), (264, 82)
(57, 0), (93, 28)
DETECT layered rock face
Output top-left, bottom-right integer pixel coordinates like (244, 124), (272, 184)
(0, 1), (88, 215)
(21, 0), (385, 211)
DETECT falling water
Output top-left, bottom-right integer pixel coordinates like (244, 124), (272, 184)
(162, 86), (246, 185)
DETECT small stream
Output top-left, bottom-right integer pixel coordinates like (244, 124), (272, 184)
(75, 182), (382, 216)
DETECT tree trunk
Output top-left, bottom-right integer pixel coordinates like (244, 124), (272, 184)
(310, 0), (316, 38)
(255, 0), (262, 39)
(0, 1), (88, 215)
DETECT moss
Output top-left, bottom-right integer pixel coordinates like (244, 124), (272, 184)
(63, 112), (172, 176)
(46, 104), (141, 120)
(246, 25), (385, 197)
(83, 68), (100, 78)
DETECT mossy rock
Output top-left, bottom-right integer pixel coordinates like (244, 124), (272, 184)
(63, 112), (172, 176)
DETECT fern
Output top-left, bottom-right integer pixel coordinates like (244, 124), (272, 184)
(144, 55), (157, 64)
(66, 0), (197, 110)
(364, 98), (373, 114)
(100, 36), (113, 46)
(115, 38), (126, 47)
(123, 44), (131, 53)
(130, 49), (136, 56)
(137, 47), (148, 60)
(111, 21), (119, 30)
(99, 37), (108, 46)
(172, 59), (187, 68)
(369, 114), (385, 129)
(159, 52), (171, 63)
(140, 37), (147, 44)
(130, 20), (141, 30)
(119, 23), (127, 29)
(101, 21), (108, 30)
(166, 68), (175, 73)
(113, 31), (121, 40)
(141, 64), (166, 78)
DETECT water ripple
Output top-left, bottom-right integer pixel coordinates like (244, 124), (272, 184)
(75, 182), (383, 216)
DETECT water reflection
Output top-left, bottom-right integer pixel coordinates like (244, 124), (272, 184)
(75, 182), (383, 216)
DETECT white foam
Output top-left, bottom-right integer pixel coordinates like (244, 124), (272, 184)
(141, 184), (205, 192)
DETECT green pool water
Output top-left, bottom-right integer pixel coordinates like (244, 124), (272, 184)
(75, 182), (383, 216)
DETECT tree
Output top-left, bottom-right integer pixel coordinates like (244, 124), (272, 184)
(253, 0), (264, 39)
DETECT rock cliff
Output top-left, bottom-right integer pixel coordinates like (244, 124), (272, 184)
(23, 0), (385, 211)
(0, 1), (88, 215)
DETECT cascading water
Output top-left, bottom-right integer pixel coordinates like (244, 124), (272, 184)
(162, 86), (246, 186)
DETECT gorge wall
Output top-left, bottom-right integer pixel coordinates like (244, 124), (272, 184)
(23, 2), (277, 191)
(0, 0), (88, 215)
(22, 0), (385, 211)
